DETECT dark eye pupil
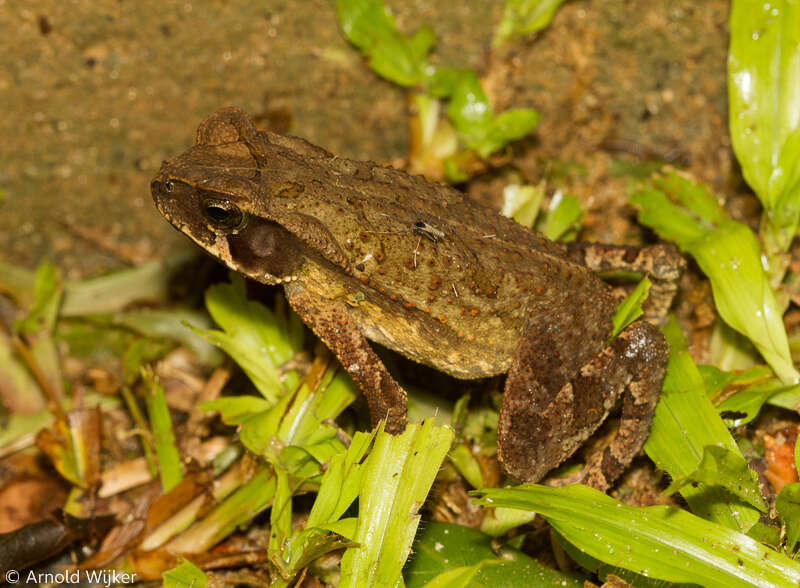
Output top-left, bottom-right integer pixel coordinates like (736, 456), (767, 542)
(164, 180), (175, 193)
(205, 204), (231, 222)
(201, 198), (244, 231)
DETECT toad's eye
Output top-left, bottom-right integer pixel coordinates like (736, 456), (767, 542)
(200, 197), (245, 232)
(164, 180), (175, 193)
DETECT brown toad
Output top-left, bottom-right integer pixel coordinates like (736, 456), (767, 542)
(151, 108), (684, 489)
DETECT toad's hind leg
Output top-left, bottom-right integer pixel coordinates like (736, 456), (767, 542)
(498, 320), (667, 491)
(565, 242), (684, 325)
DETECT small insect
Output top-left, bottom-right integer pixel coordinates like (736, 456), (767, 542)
(410, 219), (446, 268)
(366, 215), (459, 293)
(412, 220), (446, 243)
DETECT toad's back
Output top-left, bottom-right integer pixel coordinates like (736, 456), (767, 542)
(256, 133), (618, 377)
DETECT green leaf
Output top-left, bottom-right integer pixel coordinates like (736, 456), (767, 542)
(501, 182), (545, 228)
(277, 367), (357, 448)
(336, 1), (539, 160)
(195, 275), (301, 403)
(237, 390), (296, 456)
(122, 338), (174, 386)
(0, 261), (36, 310)
(219, 365), (355, 460)
(553, 531), (687, 588)
(494, 0), (570, 47)
(142, 371), (183, 493)
(480, 108), (540, 155)
(715, 376), (797, 426)
(654, 172), (729, 225)
(339, 420), (454, 588)
(446, 72), (539, 157)
(746, 521), (782, 549)
(632, 173), (799, 384)
(645, 317), (761, 531)
(273, 432), (373, 576)
(369, 26), (435, 87)
(796, 426), (800, 476)
(710, 318), (762, 372)
(0, 410), (53, 451)
(699, 364), (772, 399)
(692, 220), (797, 383)
(268, 461), (293, 568)
(608, 158), (668, 179)
(53, 318), (130, 360)
(114, 309), (222, 366)
(163, 558), (208, 588)
(768, 382), (800, 410)
(205, 277), (298, 367)
(167, 468), (276, 553)
(610, 278), (650, 339)
(336, 0), (433, 87)
(776, 483), (800, 552)
(729, 0), (800, 249)
(336, 0), (393, 48)
(407, 93), (460, 178)
(0, 324), (46, 414)
(404, 521), (585, 587)
(306, 431), (373, 529)
(631, 185), (709, 245)
(631, 173), (728, 244)
(664, 446), (767, 513)
(442, 157), (471, 183)
(425, 66), (471, 98)
(14, 263), (62, 335)
(200, 396), (273, 425)
(479, 505), (537, 538)
(541, 191), (582, 241)
(277, 527), (354, 581)
(472, 484), (800, 587)
(447, 72), (493, 129)
(320, 517), (358, 540)
(60, 251), (195, 316)
(448, 443), (484, 489)
(420, 560), (502, 588)
(10, 263), (65, 407)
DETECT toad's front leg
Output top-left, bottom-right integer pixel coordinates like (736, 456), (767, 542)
(498, 318), (668, 491)
(284, 283), (408, 434)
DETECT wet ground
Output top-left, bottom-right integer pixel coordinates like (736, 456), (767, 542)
(2, 0), (731, 278)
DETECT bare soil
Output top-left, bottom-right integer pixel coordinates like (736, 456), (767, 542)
(1, 0), (732, 278)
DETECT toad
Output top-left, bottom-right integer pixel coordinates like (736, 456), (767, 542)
(152, 108), (683, 489)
